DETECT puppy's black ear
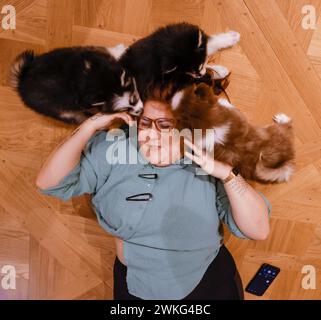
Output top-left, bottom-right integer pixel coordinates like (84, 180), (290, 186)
(196, 29), (207, 49)
(194, 83), (208, 99)
(195, 28), (208, 56)
(120, 69), (132, 87)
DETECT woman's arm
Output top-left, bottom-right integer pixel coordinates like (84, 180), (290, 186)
(217, 168), (270, 240)
(36, 112), (133, 189)
(36, 122), (95, 189)
(184, 139), (270, 240)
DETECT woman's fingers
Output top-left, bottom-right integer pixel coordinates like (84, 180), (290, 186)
(184, 150), (196, 162)
(89, 111), (135, 131)
(184, 150), (204, 166)
(183, 138), (204, 157)
(125, 113), (135, 126)
(116, 112), (135, 126)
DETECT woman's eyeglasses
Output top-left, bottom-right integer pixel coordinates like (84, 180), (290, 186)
(135, 115), (177, 132)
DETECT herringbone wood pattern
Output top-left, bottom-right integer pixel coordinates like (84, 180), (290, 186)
(0, 0), (321, 299)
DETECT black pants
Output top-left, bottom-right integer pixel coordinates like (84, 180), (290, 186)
(113, 244), (244, 300)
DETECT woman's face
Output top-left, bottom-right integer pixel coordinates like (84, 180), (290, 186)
(137, 100), (183, 166)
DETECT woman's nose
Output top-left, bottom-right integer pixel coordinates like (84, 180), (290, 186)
(148, 122), (160, 135)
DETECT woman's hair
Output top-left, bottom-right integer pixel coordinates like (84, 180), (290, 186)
(143, 82), (176, 105)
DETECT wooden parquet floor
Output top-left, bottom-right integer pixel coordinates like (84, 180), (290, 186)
(0, 0), (321, 300)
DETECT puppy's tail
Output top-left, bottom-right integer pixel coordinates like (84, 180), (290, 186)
(255, 156), (295, 183)
(9, 50), (35, 89)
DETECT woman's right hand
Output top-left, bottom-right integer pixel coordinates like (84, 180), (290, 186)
(82, 111), (135, 133)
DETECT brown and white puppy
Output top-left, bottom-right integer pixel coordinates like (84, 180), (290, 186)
(170, 82), (295, 184)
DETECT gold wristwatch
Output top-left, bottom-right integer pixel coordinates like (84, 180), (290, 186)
(221, 167), (239, 184)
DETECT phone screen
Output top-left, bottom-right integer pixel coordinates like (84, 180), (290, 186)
(245, 263), (280, 296)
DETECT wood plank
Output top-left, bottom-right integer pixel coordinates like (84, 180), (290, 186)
(244, 0), (321, 131)
(212, 0), (321, 142)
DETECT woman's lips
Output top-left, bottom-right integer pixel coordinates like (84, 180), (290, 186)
(146, 142), (161, 148)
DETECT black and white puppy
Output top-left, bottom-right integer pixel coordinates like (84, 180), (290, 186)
(119, 22), (240, 101)
(10, 45), (142, 124)
(10, 22), (239, 124)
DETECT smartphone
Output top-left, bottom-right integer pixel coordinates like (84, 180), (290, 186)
(245, 263), (280, 296)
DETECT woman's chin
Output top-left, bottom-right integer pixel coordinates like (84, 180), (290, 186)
(148, 152), (167, 165)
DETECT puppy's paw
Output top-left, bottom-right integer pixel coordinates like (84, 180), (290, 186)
(207, 65), (230, 79)
(225, 31), (241, 46)
(273, 113), (291, 124)
(207, 31), (240, 55)
(215, 31), (240, 48)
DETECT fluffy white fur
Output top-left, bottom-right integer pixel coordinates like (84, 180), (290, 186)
(200, 123), (231, 152)
(206, 65), (230, 79)
(107, 43), (127, 60)
(206, 31), (240, 56)
(218, 98), (235, 109)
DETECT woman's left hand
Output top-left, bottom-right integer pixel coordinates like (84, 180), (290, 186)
(184, 139), (270, 241)
(184, 139), (232, 180)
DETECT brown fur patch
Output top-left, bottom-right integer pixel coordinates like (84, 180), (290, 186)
(171, 82), (295, 183)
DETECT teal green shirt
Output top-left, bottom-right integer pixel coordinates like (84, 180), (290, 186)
(38, 125), (272, 299)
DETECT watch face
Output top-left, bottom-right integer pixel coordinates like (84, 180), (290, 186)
(232, 167), (240, 175)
